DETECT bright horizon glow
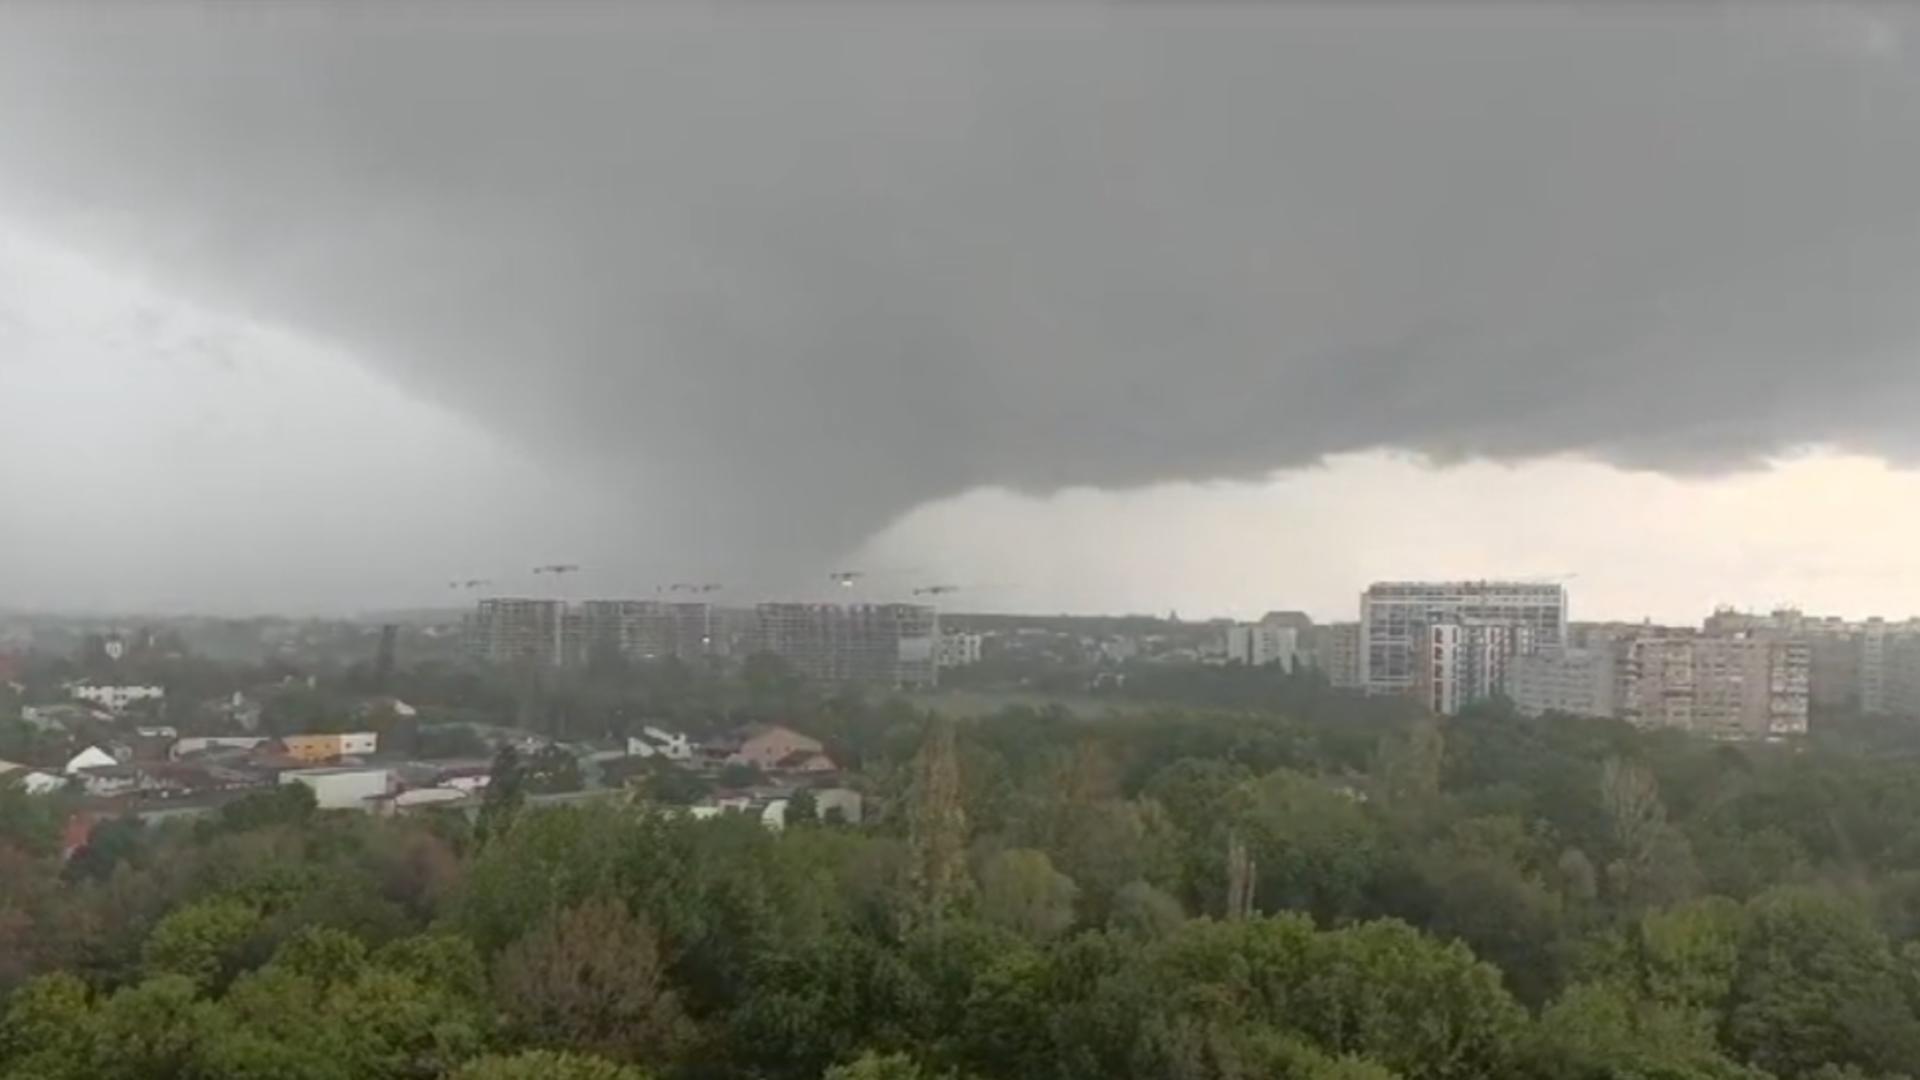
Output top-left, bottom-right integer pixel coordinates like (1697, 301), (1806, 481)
(862, 449), (1920, 626)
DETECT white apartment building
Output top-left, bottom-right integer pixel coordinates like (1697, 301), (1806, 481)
(936, 632), (984, 669)
(1418, 620), (1537, 716)
(1223, 622), (1303, 669)
(1360, 581), (1566, 703)
(69, 683), (165, 712)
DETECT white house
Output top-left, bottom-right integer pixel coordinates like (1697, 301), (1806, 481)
(74, 766), (141, 798)
(815, 787), (864, 825)
(70, 684), (165, 712)
(935, 633), (984, 668)
(172, 736), (269, 759)
(391, 786), (468, 809)
(64, 746), (119, 773)
(17, 771), (67, 796)
(337, 732), (379, 757)
(627, 726), (693, 760)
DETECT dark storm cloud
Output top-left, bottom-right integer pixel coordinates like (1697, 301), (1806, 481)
(2, 4), (1918, 572)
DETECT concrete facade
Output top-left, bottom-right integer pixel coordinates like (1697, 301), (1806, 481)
(1360, 582), (1566, 699)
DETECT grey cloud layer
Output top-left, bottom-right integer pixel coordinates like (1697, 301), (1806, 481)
(3, 5), (1917, 572)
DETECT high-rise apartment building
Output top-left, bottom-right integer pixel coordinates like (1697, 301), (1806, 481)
(1416, 620), (1538, 715)
(463, 598), (568, 667)
(754, 603), (939, 687)
(579, 601), (713, 663)
(935, 632), (984, 669)
(1507, 644), (1623, 719)
(1223, 620), (1305, 669)
(465, 598), (715, 668)
(1311, 622), (1363, 688)
(1360, 581), (1566, 707)
(1623, 634), (1808, 740)
(1697, 608), (1920, 716)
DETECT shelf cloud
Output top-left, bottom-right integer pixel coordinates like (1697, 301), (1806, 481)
(3, 5), (1919, 587)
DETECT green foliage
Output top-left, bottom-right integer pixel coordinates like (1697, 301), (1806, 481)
(11, 671), (1920, 1080)
(448, 1050), (653, 1080)
(474, 743), (527, 847)
(1108, 880), (1187, 939)
(0, 785), (66, 858)
(825, 1051), (940, 1080)
(787, 788), (820, 826)
(140, 896), (262, 988)
(209, 781), (317, 834)
(976, 849), (1079, 942)
(492, 897), (690, 1066)
(1233, 768), (1380, 921)
(1528, 981), (1757, 1080)
(1725, 887), (1920, 1077)
(525, 745), (585, 795)
(906, 718), (972, 928)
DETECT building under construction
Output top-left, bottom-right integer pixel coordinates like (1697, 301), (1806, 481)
(579, 600), (714, 663)
(465, 598), (715, 668)
(754, 603), (939, 687)
(463, 598), (569, 667)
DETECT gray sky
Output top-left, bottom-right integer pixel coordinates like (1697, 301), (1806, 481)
(4, 4), (1920, 620)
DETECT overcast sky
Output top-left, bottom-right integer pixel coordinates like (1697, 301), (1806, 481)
(5, 4), (1920, 622)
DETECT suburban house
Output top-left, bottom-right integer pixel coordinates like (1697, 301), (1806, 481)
(775, 749), (837, 774)
(721, 724), (825, 770)
(70, 764), (145, 798)
(172, 735), (269, 759)
(64, 745), (119, 773)
(21, 704), (102, 732)
(627, 725), (693, 760)
(17, 771), (66, 796)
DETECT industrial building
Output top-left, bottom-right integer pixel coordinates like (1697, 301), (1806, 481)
(281, 766), (392, 810)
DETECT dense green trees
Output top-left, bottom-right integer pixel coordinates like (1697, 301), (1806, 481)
(13, 679), (1920, 1077)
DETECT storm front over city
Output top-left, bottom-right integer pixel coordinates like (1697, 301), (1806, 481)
(10, 7), (1920, 1080)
